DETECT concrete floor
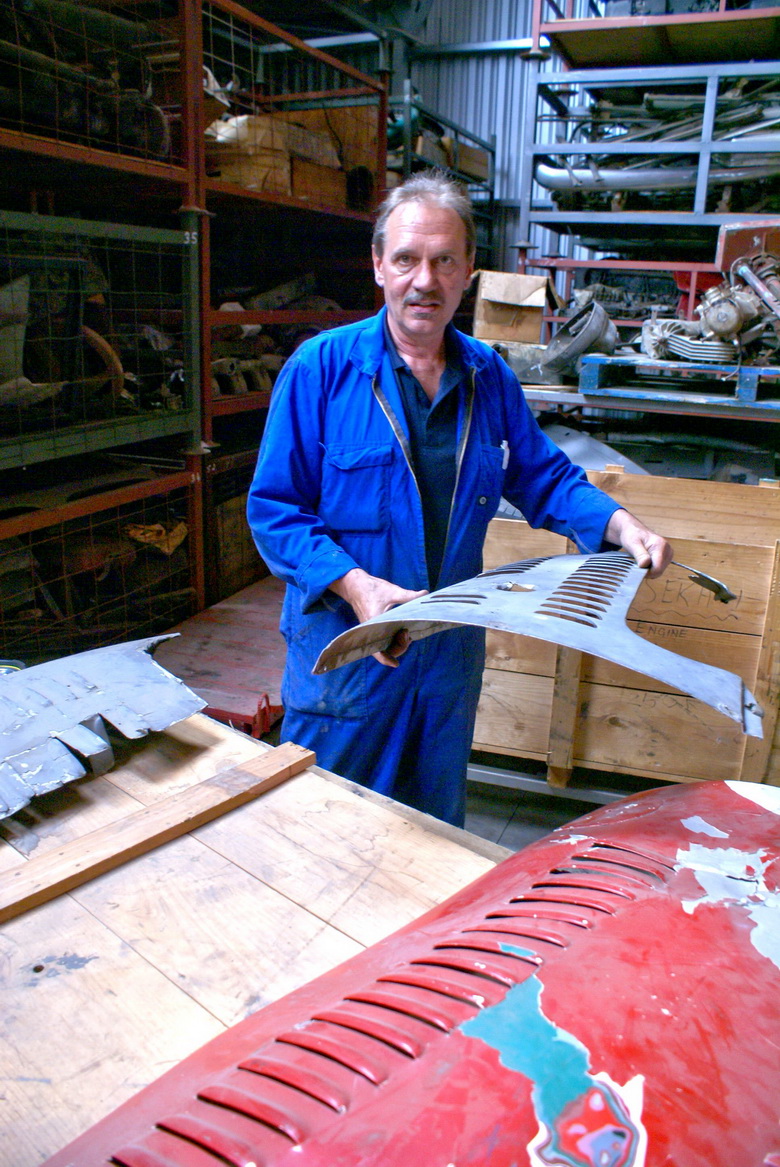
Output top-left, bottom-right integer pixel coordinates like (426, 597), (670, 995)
(464, 779), (598, 851)
(463, 761), (662, 851)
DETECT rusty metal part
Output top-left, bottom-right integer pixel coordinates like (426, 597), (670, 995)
(314, 551), (763, 737)
(0, 636), (205, 819)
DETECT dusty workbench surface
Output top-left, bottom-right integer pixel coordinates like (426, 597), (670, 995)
(0, 714), (508, 1167)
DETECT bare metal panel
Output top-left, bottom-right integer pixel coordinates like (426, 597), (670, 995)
(314, 552), (763, 738)
(0, 636), (206, 818)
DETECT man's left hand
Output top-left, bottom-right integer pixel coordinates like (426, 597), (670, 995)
(604, 509), (673, 578)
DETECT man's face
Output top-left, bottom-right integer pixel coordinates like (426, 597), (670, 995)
(372, 200), (474, 348)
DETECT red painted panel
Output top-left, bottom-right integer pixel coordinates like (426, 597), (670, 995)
(44, 781), (780, 1167)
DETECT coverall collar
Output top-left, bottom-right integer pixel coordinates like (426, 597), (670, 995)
(349, 306), (490, 378)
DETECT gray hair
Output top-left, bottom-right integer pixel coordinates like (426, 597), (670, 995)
(372, 170), (476, 259)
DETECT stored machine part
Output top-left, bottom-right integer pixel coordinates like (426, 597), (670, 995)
(315, 551), (762, 737)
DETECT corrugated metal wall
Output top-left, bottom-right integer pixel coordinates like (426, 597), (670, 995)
(410, 0), (538, 268)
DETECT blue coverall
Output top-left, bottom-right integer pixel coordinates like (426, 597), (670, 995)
(247, 307), (620, 825)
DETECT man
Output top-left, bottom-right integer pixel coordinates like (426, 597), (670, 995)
(247, 171), (671, 826)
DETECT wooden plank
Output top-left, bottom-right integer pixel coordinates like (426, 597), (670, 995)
(486, 628), (556, 675)
(573, 682), (746, 782)
(473, 670), (553, 759)
(739, 542), (780, 784)
(588, 468), (780, 546)
(483, 519), (564, 570)
(484, 521), (773, 634)
(0, 718), (509, 1167)
(477, 669), (746, 782)
(585, 625), (760, 693)
(193, 767), (505, 949)
(104, 713), (271, 805)
(488, 624), (760, 695)
(547, 646), (583, 788)
(0, 741), (314, 924)
(0, 894), (224, 1167)
(73, 829), (364, 1028)
(627, 539), (773, 636)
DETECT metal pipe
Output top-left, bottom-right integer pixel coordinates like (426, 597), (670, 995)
(535, 160), (780, 191)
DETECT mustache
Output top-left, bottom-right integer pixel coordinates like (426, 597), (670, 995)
(403, 292), (444, 307)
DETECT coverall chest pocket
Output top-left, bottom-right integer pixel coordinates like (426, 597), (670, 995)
(320, 445), (392, 533)
(478, 442), (505, 517)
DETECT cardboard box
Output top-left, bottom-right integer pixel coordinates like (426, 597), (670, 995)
(206, 114), (340, 168)
(473, 270), (561, 344)
(442, 137), (490, 182)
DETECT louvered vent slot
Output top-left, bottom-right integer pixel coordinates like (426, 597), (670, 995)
(197, 1081), (309, 1143)
(464, 923), (570, 949)
(345, 985), (473, 1032)
(311, 1005), (429, 1059)
(112, 1132), (219, 1166)
(535, 604), (600, 628)
(479, 558), (546, 577)
(378, 966), (506, 1009)
(111, 1139), (185, 1167)
(529, 878), (636, 901)
(420, 594), (484, 605)
(551, 860), (663, 891)
(585, 841), (676, 877)
(239, 1055), (350, 1114)
(157, 1110), (284, 1165)
(276, 1024), (394, 1086)
(410, 951), (537, 989)
(509, 892), (617, 915)
(486, 905), (595, 929)
(433, 938), (545, 964)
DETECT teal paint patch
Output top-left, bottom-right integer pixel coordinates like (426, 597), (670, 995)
(461, 973), (592, 1129)
(460, 961), (644, 1166)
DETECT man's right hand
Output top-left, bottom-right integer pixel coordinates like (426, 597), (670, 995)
(329, 567), (427, 667)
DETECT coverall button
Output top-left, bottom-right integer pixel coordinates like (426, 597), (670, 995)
(478, 495), (487, 505)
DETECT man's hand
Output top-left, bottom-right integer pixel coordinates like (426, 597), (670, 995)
(604, 509), (673, 578)
(329, 568), (427, 667)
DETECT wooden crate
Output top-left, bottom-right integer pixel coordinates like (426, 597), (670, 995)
(473, 469), (780, 787)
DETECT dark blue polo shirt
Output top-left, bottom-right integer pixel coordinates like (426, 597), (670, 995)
(384, 321), (465, 590)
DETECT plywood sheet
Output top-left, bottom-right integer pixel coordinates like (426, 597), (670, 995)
(73, 831), (363, 1028)
(474, 670), (553, 759)
(0, 893), (223, 1166)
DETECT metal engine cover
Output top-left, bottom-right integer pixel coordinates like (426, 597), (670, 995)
(314, 552), (763, 738)
(43, 780), (780, 1167)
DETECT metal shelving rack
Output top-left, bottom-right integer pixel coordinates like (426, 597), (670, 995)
(516, 0), (780, 424)
(198, 0), (387, 441)
(519, 58), (780, 258)
(388, 78), (496, 268)
(0, 0), (389, 656)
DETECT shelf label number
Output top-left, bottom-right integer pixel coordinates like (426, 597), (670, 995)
(184, 230), (198, 246)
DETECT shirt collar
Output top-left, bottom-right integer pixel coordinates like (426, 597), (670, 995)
(382, 317), (464, 377)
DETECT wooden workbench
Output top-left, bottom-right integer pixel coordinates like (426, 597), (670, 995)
(0, 714), (508, 1167)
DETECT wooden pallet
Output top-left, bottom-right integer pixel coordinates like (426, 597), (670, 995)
(473, 468), (780, 788)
